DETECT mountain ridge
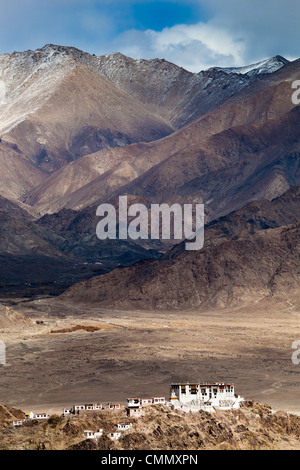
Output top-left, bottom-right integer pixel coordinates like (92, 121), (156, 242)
(60, 185), (300, 310)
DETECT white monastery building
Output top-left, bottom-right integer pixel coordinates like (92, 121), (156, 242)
(169, 383), (244, 412)
(12, 381), (245, 427)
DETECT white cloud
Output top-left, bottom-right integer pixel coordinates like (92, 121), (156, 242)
(110, 0), (300, 72)
(111, 22), (246, 72)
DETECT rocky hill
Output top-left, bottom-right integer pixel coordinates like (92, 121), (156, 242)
(0, 304), (31, 328)
(0, 404), (25, 429)
(1, 402), (300, 450)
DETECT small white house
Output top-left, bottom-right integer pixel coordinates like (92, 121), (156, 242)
(73, 405), (86, 413)
(141, 398), (152, 407)
(127, 397), (165, 408)
(85, 404), (94, 411)
(152, 397), (166, 405)
(84, 403), (102, 411)
(84, 429), (103, 440)
(126, 406), (145, 418)
(34, 413), (49, 420)
(106, 403), (121, 410)
(13, 420), (24, 427)
(26, 412), (49, 420)
(108, 432), (121, 441)
(117, 423), (132, 431)
(72, 403), (103, 414)
(93, 404), (103, 411)
(126, 398), (141, 408)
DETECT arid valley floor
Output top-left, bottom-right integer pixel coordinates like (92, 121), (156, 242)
(1, 295), (300, 417)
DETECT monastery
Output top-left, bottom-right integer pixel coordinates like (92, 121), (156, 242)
(13, 382), (244, 434)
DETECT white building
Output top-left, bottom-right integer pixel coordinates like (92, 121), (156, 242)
(127, 398), (141, 408)
(26, 412), (49, 420)
(71, 403), (103, 414)
(169, 383), (244, 411)
(117, 423), (132, 431)
(141, 398), (152, 407)
(92, 404), (103, 411)
(152, 397), (166, 405)
(127, 397), (166, 408)
(106, 403), (121, 410)
(126, 406), (145, 418)
(73, 405), (86, 413)
(108, 432), (121, 441)
(85, 403), (103, 411)
(83, 429), (103, 440)
(13, 420), (24, 426)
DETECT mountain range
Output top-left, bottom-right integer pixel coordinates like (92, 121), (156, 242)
(0, 45), (299, 303)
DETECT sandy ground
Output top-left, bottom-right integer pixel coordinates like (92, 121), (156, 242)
(0, 296), (300, 416)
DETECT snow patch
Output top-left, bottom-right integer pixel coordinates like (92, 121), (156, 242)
(0, 48), (76, 134)
(0, 80), (6, 104)
(210, 56), (289, 77)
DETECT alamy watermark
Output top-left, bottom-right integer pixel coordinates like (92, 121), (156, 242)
(0, 341), (6, 365)
(292, 81), (300, 105)
(96, 196), (204, 251)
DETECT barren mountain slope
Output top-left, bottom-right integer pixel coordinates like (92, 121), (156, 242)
(23, 143), (151, 213)
(0, 194), (37, 220)
(0, 304), (31, 328)
(0, 212), (68, 257)
(166, 184), (300, 257)
(0, 207), (160, 298)
(115, 59), (300, 211)
(78, 49), (288, 128)
(7, 184), (300, 299)
(60, 184), (300, 311)
(0, 46), (173, 176)
(88, 52), (253, 129)
(25, 45), (282, 130)
(0, 45), (292, 212)
(25, 58), (300, 218)
(33, 183), (300, 264)
(0, 141), (46, 202)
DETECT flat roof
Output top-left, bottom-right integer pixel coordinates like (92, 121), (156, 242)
(171, 383), (234, 386)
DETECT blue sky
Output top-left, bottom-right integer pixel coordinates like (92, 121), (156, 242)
(0, 0), (298, 72)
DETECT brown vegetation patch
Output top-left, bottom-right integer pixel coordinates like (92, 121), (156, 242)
(50, 324), (109, 334)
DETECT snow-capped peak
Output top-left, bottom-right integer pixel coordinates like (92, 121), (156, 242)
(209, 56), (289, 77)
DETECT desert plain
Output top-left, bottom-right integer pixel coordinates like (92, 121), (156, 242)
(0, 294), (300, 417)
